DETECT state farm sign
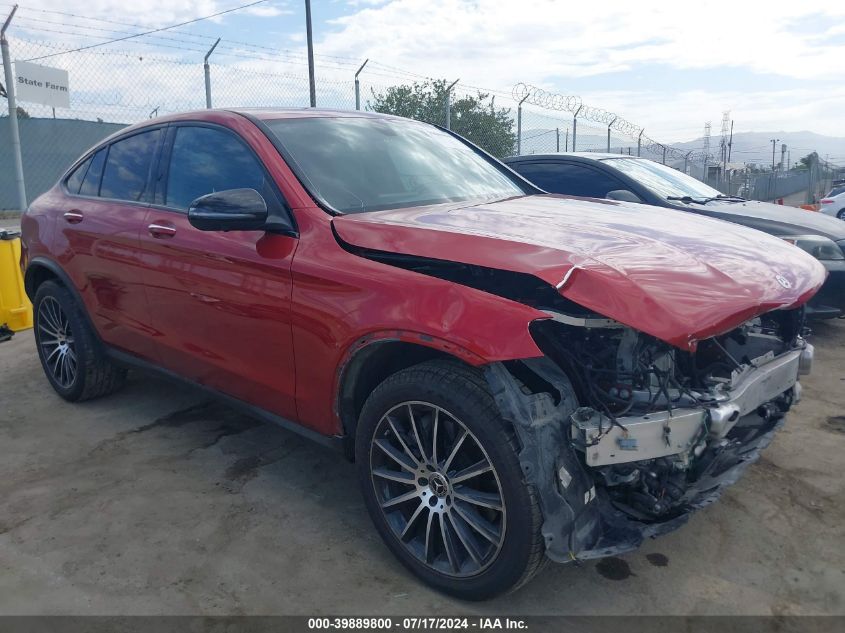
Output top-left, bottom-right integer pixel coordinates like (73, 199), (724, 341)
(14, 60), (70, 109)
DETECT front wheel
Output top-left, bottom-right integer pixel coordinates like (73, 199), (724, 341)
(837, 209), (845, 220)
(356, 360), (546, 600)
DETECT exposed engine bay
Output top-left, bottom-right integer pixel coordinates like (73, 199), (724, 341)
(486, 306), (812, 562)
(529, 309), (810, 522)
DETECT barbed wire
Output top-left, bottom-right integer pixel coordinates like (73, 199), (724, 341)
(513, 83), (713, 164)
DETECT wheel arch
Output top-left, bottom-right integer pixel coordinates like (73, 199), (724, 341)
(25, 257), (102, 346)
(336, 333), (486, 457)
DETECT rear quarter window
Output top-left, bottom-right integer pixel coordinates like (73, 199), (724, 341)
(65, 156), (91, 194)
(99, 129), (161, 202)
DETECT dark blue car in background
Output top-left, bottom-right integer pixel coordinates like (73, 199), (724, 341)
(504, 153), (845, 319)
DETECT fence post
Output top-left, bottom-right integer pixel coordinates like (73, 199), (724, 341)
(444, 78), (459, 130)
(662, 145), (666, 165)
(556, 127), (559, 152)
(572, 105), (582, 152)
(637, 129), (644, 157)
(354, 58), (368, 110)
(607, 116), (616, 153)
(305, 0), (316, 107)
(1, 5), (26, 211)
(203, 38), (220, 109)
(565, 129), (569, 152)
(516, 92), (528, 154)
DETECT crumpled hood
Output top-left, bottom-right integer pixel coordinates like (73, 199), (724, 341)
(333, 194), (827, 350)
(691, 199), (845, 241)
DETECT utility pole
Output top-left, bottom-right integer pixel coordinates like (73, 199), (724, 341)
(203, 38), (220, 109)
(770, 138), (779, 172)
(1, 4), (26, 211)
(354, 58), (368, 110)
(304, 0), (316, 107)
(727, 119), (734, 163)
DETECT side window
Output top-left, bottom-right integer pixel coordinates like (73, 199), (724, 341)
(513, 162), (624, 198)
(79, 148), (107, 197)
(100, 129), (161, 202)
(65, 156), (92, 194)
(165, 126), (267, 210)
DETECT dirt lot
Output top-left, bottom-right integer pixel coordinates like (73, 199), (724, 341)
(0, 319), (843, 616)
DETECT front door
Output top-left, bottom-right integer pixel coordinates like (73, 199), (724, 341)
(137, 123), (299, 421)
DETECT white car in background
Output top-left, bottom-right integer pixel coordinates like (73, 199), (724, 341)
(820, 184), (845, 220)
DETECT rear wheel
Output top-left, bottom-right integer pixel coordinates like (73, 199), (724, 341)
(356, 360), (546, 600)
(33, 281), (126, 401)
(837, 209), (845, 220)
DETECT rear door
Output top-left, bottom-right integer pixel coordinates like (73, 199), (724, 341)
(138, 122), (299, 420)
(57, 127), (163, 359)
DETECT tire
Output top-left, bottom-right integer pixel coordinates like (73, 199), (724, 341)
(355, 360), (546, 600)
(33, 280), (126, 402)
(837, 209), (845, 221)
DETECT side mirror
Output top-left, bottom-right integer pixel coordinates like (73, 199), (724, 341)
(606, 189), (643, 204)
(188, 188), (268, 232)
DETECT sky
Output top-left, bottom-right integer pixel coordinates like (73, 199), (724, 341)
(3, 0), (845, 150)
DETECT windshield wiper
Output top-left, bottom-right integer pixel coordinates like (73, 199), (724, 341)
(667, 194), (746, 204)
(666, 195), (706, 203)
(703, 195), (746, 203)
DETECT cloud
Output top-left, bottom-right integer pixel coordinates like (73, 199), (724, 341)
(317, 0), (845, 139)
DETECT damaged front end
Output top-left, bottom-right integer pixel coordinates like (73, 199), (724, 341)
(485, 308), (813, 562)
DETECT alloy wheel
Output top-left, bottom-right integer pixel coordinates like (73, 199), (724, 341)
(369, 401), (506, 577)
(37, 296), (78, 388)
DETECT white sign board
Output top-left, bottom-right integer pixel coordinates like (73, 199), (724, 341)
(14, 60), (70, 109)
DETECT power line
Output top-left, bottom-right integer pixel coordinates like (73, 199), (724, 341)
(20, 0), (272, 62)
(6, 4), (369, 66)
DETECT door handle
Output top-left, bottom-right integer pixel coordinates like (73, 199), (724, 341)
(148, 222), (177, 238)
(63, 210), (84, 224)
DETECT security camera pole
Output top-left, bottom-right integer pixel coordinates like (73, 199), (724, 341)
(305, 0), (316, 107)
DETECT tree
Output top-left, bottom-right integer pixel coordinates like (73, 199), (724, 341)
(795, 152), (818, 170)
(368, 79), (516, 158)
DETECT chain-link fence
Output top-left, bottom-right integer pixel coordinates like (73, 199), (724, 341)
(1, 23), (839, 211)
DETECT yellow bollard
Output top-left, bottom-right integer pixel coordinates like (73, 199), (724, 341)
(0, 229), (33, 341)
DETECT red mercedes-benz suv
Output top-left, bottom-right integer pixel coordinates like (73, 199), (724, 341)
(21, 109), (823, 599)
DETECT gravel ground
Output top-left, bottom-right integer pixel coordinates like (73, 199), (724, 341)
(0, 320), (843, 615)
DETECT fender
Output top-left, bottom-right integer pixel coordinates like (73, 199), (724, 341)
(24, 256), (104, 346)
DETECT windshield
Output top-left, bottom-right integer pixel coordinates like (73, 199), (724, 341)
(264, 116), (526, 214)
(603, 157), (722, 201)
